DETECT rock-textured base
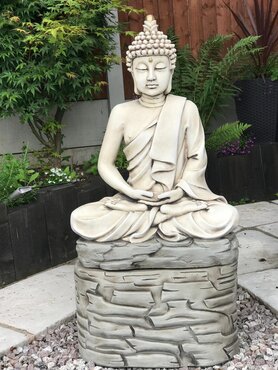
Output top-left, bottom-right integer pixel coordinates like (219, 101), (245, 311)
(75, 235), (239, 368)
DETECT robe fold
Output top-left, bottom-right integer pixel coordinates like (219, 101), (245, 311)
(71, 95), (239, 243)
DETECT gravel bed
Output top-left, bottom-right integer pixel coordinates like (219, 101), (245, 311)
(1, 288), (277, 370)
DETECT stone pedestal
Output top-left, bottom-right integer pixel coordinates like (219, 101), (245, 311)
(75, 234), (239, 368)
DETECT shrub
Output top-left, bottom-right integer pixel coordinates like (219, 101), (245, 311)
(169, 32), (260, 129)
(0, 0), (139, 167)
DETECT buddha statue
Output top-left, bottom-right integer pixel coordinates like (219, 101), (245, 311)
(71, 15), (239, 244)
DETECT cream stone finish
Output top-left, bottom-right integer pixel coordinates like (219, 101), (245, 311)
(71, 15), (240, 368)
(75, 234), (239, 368)
(70, 16), (239, 243)
(71, 14), (239, 243)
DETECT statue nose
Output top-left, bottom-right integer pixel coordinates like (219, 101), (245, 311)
(147, 69), (156, 81)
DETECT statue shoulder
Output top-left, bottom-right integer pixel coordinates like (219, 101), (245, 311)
(111, 100), (139, 115)
(167, 94), (199, 113)
(108, 100), (139, 130)
(183, 99), (200, 117)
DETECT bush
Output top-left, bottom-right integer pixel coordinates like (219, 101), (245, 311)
(0, 0), (139, 166)
(169, 32), (260, 129)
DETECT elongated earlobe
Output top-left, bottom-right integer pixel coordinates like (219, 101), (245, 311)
(131, 72), (141, 96)
(165, 70), (173, 95)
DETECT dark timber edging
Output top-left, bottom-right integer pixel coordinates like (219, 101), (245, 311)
(0, 176), (109, 287)
(206, 143), (278, 202)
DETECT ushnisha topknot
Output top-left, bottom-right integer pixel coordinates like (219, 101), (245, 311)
(126, 15), (177, 72)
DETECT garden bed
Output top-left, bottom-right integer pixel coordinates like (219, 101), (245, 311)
(1, 143), (277, 287)
(0, 176), (109, 288)
(206, 143), (278, 202)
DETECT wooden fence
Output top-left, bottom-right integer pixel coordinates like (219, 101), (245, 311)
(119, 0), (278, 99)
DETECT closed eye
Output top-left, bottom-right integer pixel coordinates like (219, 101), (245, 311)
(155, 62), (167, 70)
(136, 63), (148, 71)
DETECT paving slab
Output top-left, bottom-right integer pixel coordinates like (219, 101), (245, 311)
(271, 200), (278, 205)
(257, 222), (278, 238)
(0, 326), (29, 355)
(238, 269), (278, 315)
(236, 201), (278, 228)
(237, 229), (278, 275)
(0, 263), (75, 354)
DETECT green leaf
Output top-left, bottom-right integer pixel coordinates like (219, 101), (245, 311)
(206, 121), (251, 151)
(29, 172), (39, 183)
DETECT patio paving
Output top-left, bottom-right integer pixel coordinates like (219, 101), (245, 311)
(0, 200), (277, 356)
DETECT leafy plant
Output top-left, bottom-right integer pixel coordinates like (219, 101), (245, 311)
(206, 121), (251, 151)
(169, 32), (260, 129)
(225, 0), (278, 79)
(84, 145), (128, 175)
(0, 148), (40, 206)
(115, 145), (128, 170)
(83, 151), (100, 175)
(42, 166), (78, 186)
(0, 0), (139, 167)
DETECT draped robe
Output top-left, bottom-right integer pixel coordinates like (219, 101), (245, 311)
(71, 95), (238, 243)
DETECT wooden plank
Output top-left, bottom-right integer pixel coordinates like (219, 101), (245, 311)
(129, 0), (144, 33)
(218, 146), (265, 201)
(119, 0), (144, 100)
(142, 0), (159, 19)
(229, 0), (246, 38)
(158, 0), (174, 34)
(172, 0), (190, 47)
(215, 0), (231, 36)
(8, 202), (50, 281)
(188, 0), (204, 56)
(0, 223), (15, 287)
(42, 184), (78, 266)
(202, 0), (217, 40)
(0, 203), (7, 224)
(206, 153), (221, 195)
(260, 143), (278, 199)
(76, 176), (107, 206)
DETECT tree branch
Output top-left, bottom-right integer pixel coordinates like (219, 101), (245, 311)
(28, 121), (50, 147)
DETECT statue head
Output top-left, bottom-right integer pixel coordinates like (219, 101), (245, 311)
(126, 15), (176, 96)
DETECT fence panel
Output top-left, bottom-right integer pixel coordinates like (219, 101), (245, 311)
(119, 0), (277, 99)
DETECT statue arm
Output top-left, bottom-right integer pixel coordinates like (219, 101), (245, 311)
(98, 105), (153, 201)
(175, 101), (209, 199)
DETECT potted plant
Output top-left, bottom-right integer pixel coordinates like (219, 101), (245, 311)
(225, 0), (278, 143)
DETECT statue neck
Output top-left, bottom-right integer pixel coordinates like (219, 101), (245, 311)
(139, 94), (166, 108)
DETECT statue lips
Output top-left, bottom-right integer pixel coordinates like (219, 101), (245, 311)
(146, 83), (159, 89)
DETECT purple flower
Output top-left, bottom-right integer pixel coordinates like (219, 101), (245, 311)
(217, 135), (256, 157)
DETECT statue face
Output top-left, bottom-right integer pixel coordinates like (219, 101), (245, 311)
(132, 56), (172, 96)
